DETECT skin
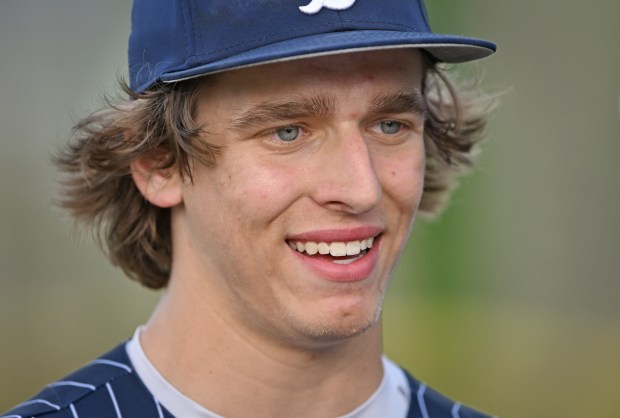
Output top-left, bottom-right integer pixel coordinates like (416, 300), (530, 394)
(132, 49), (426, 417)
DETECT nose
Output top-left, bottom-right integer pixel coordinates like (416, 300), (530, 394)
(311, 126), (382, 214)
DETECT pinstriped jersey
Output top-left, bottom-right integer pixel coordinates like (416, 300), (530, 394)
(1, 342), (492, 418)
(1, 343), (173, 418)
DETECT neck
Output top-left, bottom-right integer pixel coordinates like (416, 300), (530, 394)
(141, 271), (384, 418)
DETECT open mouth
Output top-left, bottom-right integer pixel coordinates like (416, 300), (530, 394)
(287, 236), (376, 265)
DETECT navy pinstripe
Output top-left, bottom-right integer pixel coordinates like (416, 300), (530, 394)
(3, 343), (492, 417)
(402, 370), (492, 418)
(1, 344), (173, 418)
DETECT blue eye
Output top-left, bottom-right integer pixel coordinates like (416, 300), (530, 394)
(276, 126), (300, 141)
(380, 120), (402, 134)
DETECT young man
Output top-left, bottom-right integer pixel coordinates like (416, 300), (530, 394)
(3, 1), (496, 417)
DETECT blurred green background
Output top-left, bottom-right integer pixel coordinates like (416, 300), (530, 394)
(1, 1), (619, 416)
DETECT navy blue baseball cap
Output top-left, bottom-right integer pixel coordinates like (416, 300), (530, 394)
(129, 0), (496, 93)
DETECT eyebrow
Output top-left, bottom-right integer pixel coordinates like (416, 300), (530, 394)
(369, 89), (427, 120)
(232, 95), (336, 131)
(231, 88), (426, 131)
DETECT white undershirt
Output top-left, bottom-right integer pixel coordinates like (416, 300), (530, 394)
(126, 327), (410, 418)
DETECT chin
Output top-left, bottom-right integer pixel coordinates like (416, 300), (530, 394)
(288, 302), (383, 345)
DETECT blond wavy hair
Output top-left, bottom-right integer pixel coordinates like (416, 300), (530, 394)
(55, 58), (493, 289)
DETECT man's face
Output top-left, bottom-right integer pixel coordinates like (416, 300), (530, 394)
(175, 49), (426, 348)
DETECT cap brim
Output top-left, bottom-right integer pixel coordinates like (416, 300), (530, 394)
(161, 30), (495, 84)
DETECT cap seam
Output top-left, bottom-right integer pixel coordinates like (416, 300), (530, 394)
(190, 20), (421, 59)
(417, 0), (431, 30)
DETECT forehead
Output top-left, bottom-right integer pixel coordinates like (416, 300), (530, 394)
(200, 49), (424, 104)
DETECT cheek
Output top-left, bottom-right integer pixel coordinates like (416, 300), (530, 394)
(378, 143), (426, 210)
(212, 153), (303, 227)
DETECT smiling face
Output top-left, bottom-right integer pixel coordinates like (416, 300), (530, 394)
(169, 50), (426, 348)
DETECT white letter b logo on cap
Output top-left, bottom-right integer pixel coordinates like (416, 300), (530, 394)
(299, 0), (357, 15)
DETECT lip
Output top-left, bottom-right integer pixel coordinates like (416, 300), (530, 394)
(286, 227), (383, 282)
(286, 226), (383, 243)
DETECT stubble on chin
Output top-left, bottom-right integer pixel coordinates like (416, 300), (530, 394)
(281, 301), (385, 347)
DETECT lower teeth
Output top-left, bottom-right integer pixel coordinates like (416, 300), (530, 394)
(331, 251), (367, 265)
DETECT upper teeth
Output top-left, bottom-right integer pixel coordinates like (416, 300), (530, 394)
(288, 237), (374, 257)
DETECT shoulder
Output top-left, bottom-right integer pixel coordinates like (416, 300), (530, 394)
(401, 367), (496, 418)
(1, 342), (172, 418)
